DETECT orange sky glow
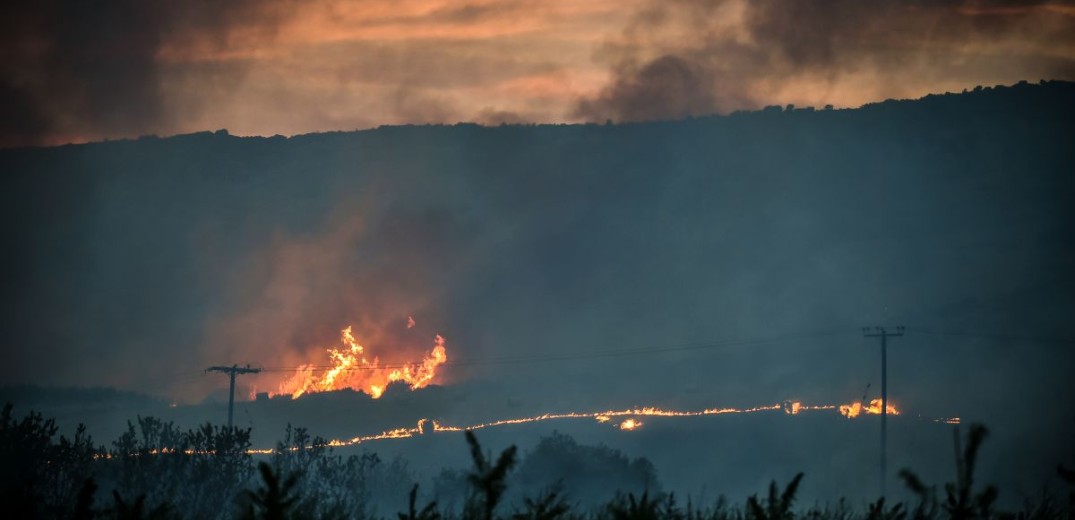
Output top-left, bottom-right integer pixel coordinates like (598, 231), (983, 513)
(2, 0), (1074, 147)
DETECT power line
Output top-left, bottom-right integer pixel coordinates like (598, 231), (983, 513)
(913, 329), (1075, 345)
(154, 327), (1070, 384)
(254, 329), (853, 372)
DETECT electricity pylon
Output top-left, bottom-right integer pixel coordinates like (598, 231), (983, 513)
(205, 364), (262, 428)
(863, 326), (904, 498)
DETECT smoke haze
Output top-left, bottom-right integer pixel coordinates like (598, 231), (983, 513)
(3, 0), (1073, 146)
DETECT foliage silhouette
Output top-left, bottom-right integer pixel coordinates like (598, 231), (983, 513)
(606, 491), (684, 520)
(865, 498), (905, 520)
(897, 468), (939, 520)
(107, 416), (254, 519)
(515, 432), (659, 506)
(399, 483), (441, 520)
(110, 489), (177, 520)
(899, 424), (997, 520)
(465, 430), (518, 520)
(1058, 464), (1075, 518)
(746, 473), (804, 520)
(242, 461), (303, 520)
(72, 477), (97, 520)
(0, 403), (97, 519)
(511, 488), (571, 520)
(6, 404), (1075, 520)
(943, 425), (997, 520)
(265, 423), (412, 519)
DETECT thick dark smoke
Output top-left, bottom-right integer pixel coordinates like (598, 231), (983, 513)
(574, 54), (729, 122)
(575, 0), (1075, 121)
(0, 0), (292, 148)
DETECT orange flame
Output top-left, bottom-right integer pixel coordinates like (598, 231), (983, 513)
(839, 398), (899, 418)
(273, 326), (448, 399)
(274, 400), (914, 452)
(110, 398), (957, 458)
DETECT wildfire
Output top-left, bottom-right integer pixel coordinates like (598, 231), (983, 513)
(106, 396), (958, 459)
(839, 398), (899, 418)
(270, 399), (929, 452)
(272, 326), (447, 399)
(298, 398), (927, 451)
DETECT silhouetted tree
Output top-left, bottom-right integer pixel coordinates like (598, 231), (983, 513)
(0, 403), (97, 519)
(899, 468), (939, 520)
(515, 432), (660, 505)
(606, 491), (670, 520)
(267, 423), (412, 519)
(511, 488), (570, 520)
(106, 417), (253, 519)
(111, 489), (176, 520)
(1058, 464), (1075, 518)
(72, 477), (97, 520)
(399, 483), (440, 520)
(242, 462), (303, 520)
(865, 498), (905, 520)
(900, 424), (997, 520)
(745, 473), (804, 520)
(465, 430), (518, 520)
(943, 425), (997, 520)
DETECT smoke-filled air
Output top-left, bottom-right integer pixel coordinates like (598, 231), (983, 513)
(1, 1), (1074, 520)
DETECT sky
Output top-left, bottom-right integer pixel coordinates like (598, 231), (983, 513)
(3, 0), (1075, 148)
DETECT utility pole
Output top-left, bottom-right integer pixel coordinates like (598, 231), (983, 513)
(205, 364), (262, 428)
(863, 326), (904, 499)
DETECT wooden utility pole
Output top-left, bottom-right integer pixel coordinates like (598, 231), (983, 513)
(205, 364), (262, 428)
(863, 326), (903, 498)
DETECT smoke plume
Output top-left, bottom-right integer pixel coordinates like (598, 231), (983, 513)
(575, 0), (1075, 121)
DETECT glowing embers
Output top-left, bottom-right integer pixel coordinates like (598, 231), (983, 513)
(274, 326), (447, 399)
(839, 398), (899, 418)
(595, 415), (642, 431)
(284, 400), (915, 452)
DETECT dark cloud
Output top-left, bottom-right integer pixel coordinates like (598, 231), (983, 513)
(0, 0), (293, 148)
(391, 86), (460, 124)
(574, 0), (1075, 122)
(474, 108), (529, 125)
(574, 55), (716, 122)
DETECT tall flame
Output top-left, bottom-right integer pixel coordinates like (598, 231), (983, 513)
(273, 326), (448, 399)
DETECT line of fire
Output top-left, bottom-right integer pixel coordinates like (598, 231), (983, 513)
(196, 322), (956, 458)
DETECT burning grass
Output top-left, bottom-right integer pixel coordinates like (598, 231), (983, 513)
(1, 403), (1072, 520)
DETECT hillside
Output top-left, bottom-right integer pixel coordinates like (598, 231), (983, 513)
(1, 80), (1073, 505)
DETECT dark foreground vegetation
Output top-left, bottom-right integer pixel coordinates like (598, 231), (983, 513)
(2, 404), (1072, 520)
